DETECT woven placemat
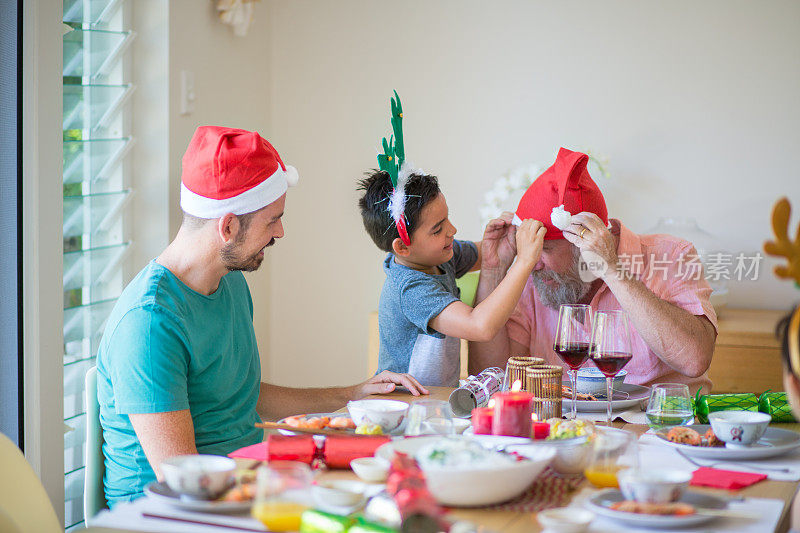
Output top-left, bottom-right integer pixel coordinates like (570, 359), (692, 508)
(483, 467), (584, 513)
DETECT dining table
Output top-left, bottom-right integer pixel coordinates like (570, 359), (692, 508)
(86, 385), (800, 533)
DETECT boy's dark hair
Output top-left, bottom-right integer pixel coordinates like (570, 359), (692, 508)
(357, 170), (441, 252)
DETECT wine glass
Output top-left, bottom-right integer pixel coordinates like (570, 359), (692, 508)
(589, 310), (633, 424)
(251, 461), (313, 532)
(553, 304), (593, 420)
(404, 399), (455, 436)
(646, 383), (694, 429)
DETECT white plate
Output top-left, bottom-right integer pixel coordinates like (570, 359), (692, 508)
(144, 481), (251, 514)
(653, 424), (800, 460)
(585, 489), (726, 528)
(563, 382), (650, 412)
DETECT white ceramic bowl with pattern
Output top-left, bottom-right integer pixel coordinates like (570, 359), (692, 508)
(618, 469), (691, 503)
(160, 454), (236, 500)
(708, 410), (771, 448)
(347, 399), (409, 433)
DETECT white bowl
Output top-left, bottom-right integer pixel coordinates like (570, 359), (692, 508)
(618, 469), (691, 504)
(375, 435), (554, 507)
(160, 454), (236, 500)
(350, 457), (391, 482)
(312, 480), (366, 507)
(537, 507), (594, 533)
(576, 367), (626, 396)
(547, 437), (592, 475)
(451, 418), (471, 434)
(709, 410), (771, 448)
(347, 399), (409, 433)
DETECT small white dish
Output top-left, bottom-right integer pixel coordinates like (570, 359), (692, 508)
(537, 507), (594, 533)
(576, 367), (626, 396)
(145, 481), (251, 513)
(160, 455), (236, 500)
(451, 418), (471, 434)
(708, 410), (771, 448)
(618, 469), (691, 504)
(312, 480), (366, 507)
(654, 424), (800, 460)
(350, 456), (391, 482)
(347, 399), (409, 433)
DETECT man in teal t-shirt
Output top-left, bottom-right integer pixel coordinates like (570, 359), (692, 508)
(97, 127), (427, 505)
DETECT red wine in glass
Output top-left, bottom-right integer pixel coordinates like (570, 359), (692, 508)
(553, 342), (591, 371)
(592, 352), (633, 377)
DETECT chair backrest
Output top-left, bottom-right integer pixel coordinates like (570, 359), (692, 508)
(0, 432), (61, 533)
(84, 365), (107, 522)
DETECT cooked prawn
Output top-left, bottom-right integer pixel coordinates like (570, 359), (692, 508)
(666, 426), (702, 446)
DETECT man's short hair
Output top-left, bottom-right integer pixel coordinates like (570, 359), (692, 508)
(181, 210), (258, 239)
(357, 170), (441, 252)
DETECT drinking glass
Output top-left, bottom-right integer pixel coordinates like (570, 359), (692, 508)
(251, 461), (313, 532)
(584, 427), (639, 488)
(589, 310), (633, 424)
(404, 399), (455, 436)
(646, 383), (694, 429)
(553, 304), (593, 420)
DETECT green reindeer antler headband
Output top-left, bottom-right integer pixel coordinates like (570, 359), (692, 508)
(377, 91), (419, 246)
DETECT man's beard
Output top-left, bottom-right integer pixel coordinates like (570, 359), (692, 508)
(531, 248), (593, 309)
(221, 237), (275, 272)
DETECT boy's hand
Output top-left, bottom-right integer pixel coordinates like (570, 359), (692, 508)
(353, 371), (429, 398)
(481, 212), (517, 272)
(515, 219), (547, 268)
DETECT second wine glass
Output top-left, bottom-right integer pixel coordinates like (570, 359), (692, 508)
(589, 310), (633, 425)
(553, 304), (593, 420)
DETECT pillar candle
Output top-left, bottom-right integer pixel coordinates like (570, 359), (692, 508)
(471, 407), (494, 435)
(491, 391), (533, 438)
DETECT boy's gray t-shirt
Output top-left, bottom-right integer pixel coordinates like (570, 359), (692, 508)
(377, 239), (479, 387)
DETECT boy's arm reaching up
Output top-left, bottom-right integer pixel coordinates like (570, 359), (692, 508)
(429, 219), (546, 343)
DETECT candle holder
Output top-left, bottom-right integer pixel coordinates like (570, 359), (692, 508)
(526, 365), (563, 420)
(502, 356), (545, 391)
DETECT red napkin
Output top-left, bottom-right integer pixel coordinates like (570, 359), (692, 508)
(323, 435), (391, 469)
(690, 467), (767, 490)
(228, 435), (317, 464)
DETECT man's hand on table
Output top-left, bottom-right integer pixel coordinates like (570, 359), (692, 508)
(353, 370), (429, 399)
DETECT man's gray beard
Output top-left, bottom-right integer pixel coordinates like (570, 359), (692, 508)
(531, 250), (593, 309)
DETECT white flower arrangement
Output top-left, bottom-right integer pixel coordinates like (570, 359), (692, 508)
(479, 150), (610, 227)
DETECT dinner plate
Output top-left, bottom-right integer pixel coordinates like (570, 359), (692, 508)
(144, 481), (251, 514)
(563, 382), (650, 412)
(585, 489), (726, 528)
(653, 424), (800, 460)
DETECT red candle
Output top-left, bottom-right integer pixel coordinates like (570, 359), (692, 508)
(532, 421), (550, 440)
(471, 407), (494, 435)
(491, 391), (533, 438)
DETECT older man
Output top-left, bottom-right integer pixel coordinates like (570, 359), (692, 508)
(97, 126), (427, 505)
(470, 148), (717, 394)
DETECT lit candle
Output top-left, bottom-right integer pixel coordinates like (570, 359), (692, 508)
(531, 413), (550, 440)
(492, 380), (533, 438)
(472, 399), (495, 435)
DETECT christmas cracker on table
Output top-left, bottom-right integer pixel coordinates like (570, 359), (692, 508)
(694, 392), (759, 423)
(758, 392), (798, 423)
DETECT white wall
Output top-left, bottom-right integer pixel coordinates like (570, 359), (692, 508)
(264, 0), (800, 387)
(162, 0), (275, 379)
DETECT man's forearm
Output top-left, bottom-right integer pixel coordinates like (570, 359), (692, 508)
(257, 383), (355, 421)
(468, 268), (511, 375)
(604, 274), (716, 377)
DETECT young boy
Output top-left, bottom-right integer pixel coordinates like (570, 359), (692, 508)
(358, 170), (546, 386)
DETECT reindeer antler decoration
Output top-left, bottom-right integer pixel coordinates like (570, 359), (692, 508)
(377, 91), (415, 246)
(764, 197), (800, 286)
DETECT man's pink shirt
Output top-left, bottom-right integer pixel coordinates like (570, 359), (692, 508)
(507, 219), (717, 394)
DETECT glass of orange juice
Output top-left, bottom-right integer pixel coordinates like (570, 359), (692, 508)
(584, 428), (638, 488)
(251, 461), (313, 531)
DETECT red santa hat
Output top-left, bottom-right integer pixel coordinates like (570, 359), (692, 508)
(513, 147), (608, 240)
(180, 126), (299, 218)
